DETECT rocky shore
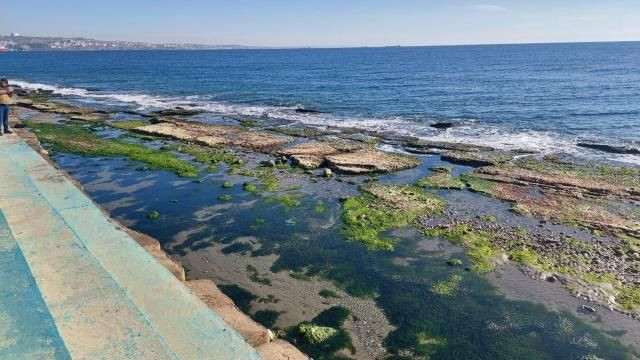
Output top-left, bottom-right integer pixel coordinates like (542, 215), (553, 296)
(9, 88), (640, 358)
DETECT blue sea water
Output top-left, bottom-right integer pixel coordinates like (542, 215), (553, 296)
(2, 42), (640, 163)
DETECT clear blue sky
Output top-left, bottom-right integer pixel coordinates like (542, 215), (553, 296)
(1, 0), (639, 47)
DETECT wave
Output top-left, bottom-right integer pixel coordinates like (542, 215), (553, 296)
(12, 79), (640, 166)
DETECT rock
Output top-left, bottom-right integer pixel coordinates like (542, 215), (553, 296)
(69, 113), (109, 122)
(441, 150), (514, 167)
(295, 108), (324, 114)
(577, 143), (640, 155)
(580, 304), (597, 313)
(404, 140), (494, 154)
(150, 108), (203, 117)
(281, 140), (419, 174)
(323, 168), (333, 178)
(134, 118), (291, 153)
(430, 122), (455, 130)
(262, 159), (277, 168)
(447, 259), (463, 267)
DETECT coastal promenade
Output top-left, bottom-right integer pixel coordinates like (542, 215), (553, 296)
(0, 134), (262, 359)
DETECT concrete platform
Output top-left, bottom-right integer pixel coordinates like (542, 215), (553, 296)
(0, 135), (262, 359)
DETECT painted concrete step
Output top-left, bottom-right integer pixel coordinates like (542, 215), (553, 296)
(0, 135), (262, 359)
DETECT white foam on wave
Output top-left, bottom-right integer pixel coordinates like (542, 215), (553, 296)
(12, 79), (640, 166)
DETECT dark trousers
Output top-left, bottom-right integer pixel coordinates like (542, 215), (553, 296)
(0, 105), (9, 133)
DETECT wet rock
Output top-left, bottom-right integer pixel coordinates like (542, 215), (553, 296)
(150, 107), (203, 117)
(281, 140), (419, 174)
(323, 168), (334, 178)
(580, 304), (597, 313)
(577, 142), (640, 155)
(295, 108), (324, 114)
(262, 159), (276, 168)
(441, 150), (514, 167)
(404, 140), (494, 154)
(430, 122), (455, 130)
(134, 118), (291, 153)
(69, 113), (109, 122)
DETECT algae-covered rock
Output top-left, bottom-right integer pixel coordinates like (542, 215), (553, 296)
(441, 150), (514, 167)
(404, 140), (494, 154)
(281, 139), (419, 174)
(342, 184), (445, 251)
(135, 118), (291, 153)
(415, 172), (465, 190)
(298, 323), (338, 345)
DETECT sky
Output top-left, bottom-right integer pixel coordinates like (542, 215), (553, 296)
(1, 0), (639, 47)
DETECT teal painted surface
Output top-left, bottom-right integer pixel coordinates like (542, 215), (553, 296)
(0, 210), (71, 359)
(0, 136), (263, 359)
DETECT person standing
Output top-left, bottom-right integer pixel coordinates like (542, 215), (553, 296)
(0, 78), (13, 135)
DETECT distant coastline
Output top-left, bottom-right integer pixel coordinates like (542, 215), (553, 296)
(0, 34), (252, 51)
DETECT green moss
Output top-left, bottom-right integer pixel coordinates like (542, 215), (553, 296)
(108, 120), (149, 130)
(289, 272), (312, 281)
(147, 210), (160, 220)
(314, 201), (327, 214)
(509, 250), (541, 265)
(243, 182), (260, 195)
(236, 118), (260, 128)
(265, 193), (303, 210)
(431, 274), (463, 296)
(482, 214), (498, 223)
(459, 173), (496, 196)
(446, 258), (463, 267)
(429, 166), (453, 173)
(617, 287), (640, 310)
(319, 289), (342, 299)
(218, 194), (233, 201)
(222, 181), (234, 189)
(27, 122), (199, 177)
(425, 225), (499, 273)
(174, 144), (239, 172)
(257, 294), (279, 304)
(341, 185), (445, 251)
(298, 324), (338, 345)
(415, 173), (465, 190)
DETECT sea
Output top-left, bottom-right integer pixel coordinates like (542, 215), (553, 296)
(2, 41), (640, 164)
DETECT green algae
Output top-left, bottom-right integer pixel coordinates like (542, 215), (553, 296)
(298, 324), (338, 345)
(147, 210), (160, 220)
(27, 122), (199, 177)
(459, 173), (496, 196)
(341, 184), (445, 251)
(429, 165), (454, 173)
(415, 172), (466, 190)
(319, 289), (342, 299)
(431, 274), (463, 296)
(218, 194), (233, 201)
(165, 144), (240, 172)
(313, 201), (327, 214)
(108, 119), (149, 130)
(288, 307), (355, 358)
(446, 258), (463, 267)
(617, 287), (640, 310)
(424, 225), (499, 273)
(246, 265), (272, 286)
(243, 182), (260, 195)
(264, 193), (303, 210)
(222, 181), (234, 189)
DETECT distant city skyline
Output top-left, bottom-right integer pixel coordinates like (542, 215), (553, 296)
(1, 1), (639, 48)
